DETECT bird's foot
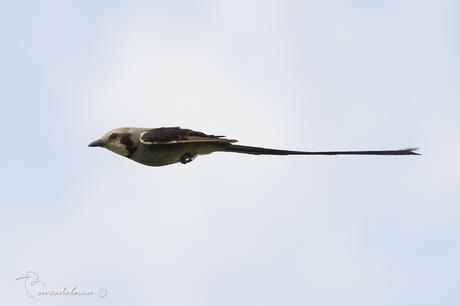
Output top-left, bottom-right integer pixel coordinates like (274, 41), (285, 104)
(180, 152), (196, 164)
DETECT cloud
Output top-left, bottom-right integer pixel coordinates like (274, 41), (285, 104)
(2, 1), (460, 306)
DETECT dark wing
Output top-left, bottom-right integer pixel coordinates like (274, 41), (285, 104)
(139, 127), (237, 144)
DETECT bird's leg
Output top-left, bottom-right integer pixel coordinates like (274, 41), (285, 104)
(180, 152), (196, 164)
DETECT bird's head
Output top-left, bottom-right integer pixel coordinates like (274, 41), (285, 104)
(88, 127), (143, 157)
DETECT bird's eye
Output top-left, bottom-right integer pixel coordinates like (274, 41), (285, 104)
(109, 133), (118, 140)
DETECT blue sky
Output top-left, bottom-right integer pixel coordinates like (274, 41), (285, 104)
(1, 1), (459, 305)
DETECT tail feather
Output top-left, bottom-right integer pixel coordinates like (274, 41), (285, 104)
(222, 145), (420, 156)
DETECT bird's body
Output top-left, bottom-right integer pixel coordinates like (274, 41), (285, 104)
(131, 142), (220, 166)
(89, 127), (419, 167)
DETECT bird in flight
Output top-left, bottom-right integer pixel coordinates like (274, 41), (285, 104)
(88, 127), (419, 167)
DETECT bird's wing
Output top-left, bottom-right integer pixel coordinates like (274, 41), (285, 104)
(139, 127), (237, 144)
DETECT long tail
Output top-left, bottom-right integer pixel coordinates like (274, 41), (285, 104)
(222, 144), (420, 156)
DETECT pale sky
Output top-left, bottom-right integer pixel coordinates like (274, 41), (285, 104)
(1, 1), (459, 306)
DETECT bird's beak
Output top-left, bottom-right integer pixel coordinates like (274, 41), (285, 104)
(88, 139), (106, 147)
(14, 274), (27, 280)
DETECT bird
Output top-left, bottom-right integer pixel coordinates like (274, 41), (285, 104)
(14, 271), (47, 300)
(88, 127), (419, 167)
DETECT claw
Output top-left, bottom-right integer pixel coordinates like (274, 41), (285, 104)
(180, 152), (196, 164)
